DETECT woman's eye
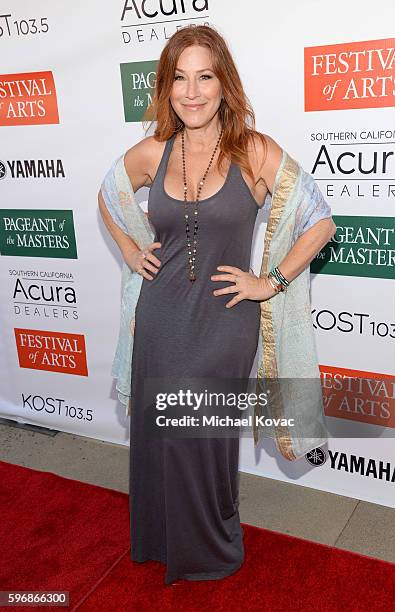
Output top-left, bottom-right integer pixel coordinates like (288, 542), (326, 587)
(174, 74), (213, 81)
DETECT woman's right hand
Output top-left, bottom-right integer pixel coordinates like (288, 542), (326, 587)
(124, 242), (162, 280)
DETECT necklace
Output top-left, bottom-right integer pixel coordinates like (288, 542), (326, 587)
(181, 127), (224, 282)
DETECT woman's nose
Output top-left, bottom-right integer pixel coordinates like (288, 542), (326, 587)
(186, 78), (199, 98)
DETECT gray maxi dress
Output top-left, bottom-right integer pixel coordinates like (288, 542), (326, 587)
(129, 134), (261, 585)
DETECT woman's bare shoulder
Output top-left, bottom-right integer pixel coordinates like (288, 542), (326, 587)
(124, 135), (166, 190)
(248, 132), (284, 194)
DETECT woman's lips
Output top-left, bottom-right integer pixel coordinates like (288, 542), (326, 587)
(183, 104), (205, 110)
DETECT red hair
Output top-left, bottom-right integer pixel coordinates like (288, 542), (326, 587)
(143, 24), (267, 184)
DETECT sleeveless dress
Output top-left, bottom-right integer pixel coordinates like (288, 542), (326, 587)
(129, 133), (261, 585)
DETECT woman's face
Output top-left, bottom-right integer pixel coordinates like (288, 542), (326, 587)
(170, 44), (222, 130)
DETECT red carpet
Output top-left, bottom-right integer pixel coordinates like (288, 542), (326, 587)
(0, 460), (394, 611)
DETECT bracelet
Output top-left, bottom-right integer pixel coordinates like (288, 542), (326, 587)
(266, 274), (285, 293)
(270, 266), (289, 287)
(269, 266), (289, 291)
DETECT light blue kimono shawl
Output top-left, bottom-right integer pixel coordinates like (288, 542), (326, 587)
(100, 147), (333, 461)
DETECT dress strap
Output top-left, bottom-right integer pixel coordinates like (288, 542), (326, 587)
(154, 133), (177, 183)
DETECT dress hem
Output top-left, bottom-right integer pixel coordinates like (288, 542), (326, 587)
(165, 557), (244, 585)
(130, 550), (244, 585)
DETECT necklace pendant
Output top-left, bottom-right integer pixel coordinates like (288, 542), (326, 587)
(189, 270), (196, 282)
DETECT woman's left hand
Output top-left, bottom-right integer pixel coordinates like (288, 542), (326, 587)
(211, 265), (277, 308)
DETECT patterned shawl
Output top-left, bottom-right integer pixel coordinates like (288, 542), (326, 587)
(100, 147), (333, 461)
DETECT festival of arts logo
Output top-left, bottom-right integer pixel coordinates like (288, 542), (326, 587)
(0, 210), (77, 258)
(0, 71), (59, 126)
(311, 215), (394, 279)
(304, 38), (395, 111)
(14, 328), (88, 376)
(120, 60), (158, 122)
(320, 364), (395, 429)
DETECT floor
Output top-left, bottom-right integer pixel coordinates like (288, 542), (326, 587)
(1, 419), (394, 565)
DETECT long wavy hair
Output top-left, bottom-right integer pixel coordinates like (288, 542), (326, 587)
(142, 24), (267, 184)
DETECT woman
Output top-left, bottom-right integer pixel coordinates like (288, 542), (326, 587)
(98, 25), (336, 585)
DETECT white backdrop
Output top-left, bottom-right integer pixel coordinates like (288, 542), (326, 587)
(0, 1), (394, 508)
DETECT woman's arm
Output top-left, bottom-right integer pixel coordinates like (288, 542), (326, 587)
(211, 133), (336, 307)
(98, 190), (139, 255)
(258, 134), (336, 283)
(268, 218), (335, 285)
(98, 136), (163, 277)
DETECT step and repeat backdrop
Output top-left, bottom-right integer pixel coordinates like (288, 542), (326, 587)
(1, 1), (394, 507)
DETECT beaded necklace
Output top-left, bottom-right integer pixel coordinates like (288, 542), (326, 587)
(181, 127), (224, 282)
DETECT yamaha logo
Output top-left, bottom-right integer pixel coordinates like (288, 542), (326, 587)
(305, 447), (327, 466)
(0, 161), (6, 179)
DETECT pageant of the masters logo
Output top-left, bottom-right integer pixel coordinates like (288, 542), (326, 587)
(311, 215), (394, 279)
(120, 60), (158, 122)
(0, 210), (77, 258)
(304, 37), (395, 111)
